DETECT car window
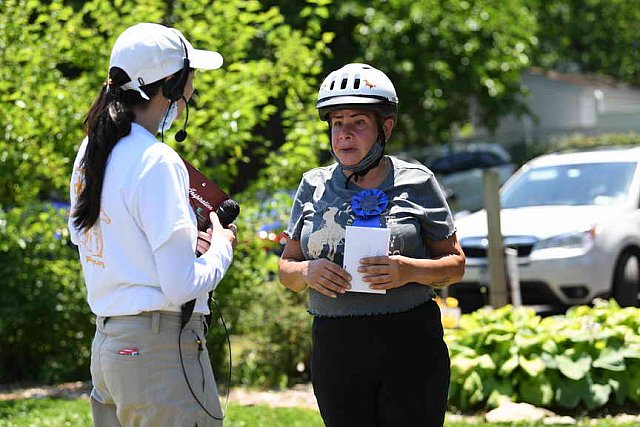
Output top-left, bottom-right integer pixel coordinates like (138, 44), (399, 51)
(430, 150), (507, 174)
(502, 162), (637, 208)
(476, 151), (506, 168)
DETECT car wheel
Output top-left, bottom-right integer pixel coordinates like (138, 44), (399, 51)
(612, 250), (640, 307)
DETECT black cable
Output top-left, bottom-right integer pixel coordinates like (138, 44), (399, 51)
(178, 298), (232, 421)
(159, 100), (174, 143)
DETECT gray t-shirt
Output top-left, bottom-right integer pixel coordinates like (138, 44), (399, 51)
(285, 156), (456, 317)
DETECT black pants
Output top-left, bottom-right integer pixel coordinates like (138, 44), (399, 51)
(311, 300), (450, 427)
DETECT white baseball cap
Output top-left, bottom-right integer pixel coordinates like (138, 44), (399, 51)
(109, 23), (223, 99)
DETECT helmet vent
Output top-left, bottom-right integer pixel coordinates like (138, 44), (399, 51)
(354, 76), (361, 89)
(340, 77), (348, 90)
(329, 80), (335, 90)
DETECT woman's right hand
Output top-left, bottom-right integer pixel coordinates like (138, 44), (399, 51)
(303, 259), (351, 298)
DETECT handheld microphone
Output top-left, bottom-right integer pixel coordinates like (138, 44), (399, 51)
(195, 199), (240, 257)
(215, 199), (240, 228)
(175, 96), (189, 142)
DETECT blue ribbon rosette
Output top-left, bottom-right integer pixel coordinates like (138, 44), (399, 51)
(351, 189), (389, 227)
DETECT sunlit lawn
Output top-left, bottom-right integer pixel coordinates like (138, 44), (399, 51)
(0, 398), (638, 426)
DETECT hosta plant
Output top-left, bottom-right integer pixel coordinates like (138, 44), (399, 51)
(446, 299), (640, 411)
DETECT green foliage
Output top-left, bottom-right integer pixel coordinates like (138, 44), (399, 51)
(0, 205), (92, 383)
(447, 300), (640, 411)
(209, 192), (313, 389)
(0, 399), (325, 427)
(2, 397), (640, 426)
(232, 278), (312, 389)
(325, 0), (538, 146)
(0, 0), (84, 204)
(0, 0), (331, 206)
(516, 132), (640, 166)
(170, 0), (331, 195)
(0, 399), (93, 427)
(0, 0), (330, 386)
(531, 0), (640, 86)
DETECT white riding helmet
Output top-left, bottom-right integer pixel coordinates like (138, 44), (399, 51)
(316, 63), (399, 121)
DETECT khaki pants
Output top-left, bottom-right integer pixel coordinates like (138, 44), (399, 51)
(90, 311), (223, 427)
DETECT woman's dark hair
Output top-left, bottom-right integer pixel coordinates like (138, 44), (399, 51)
(72, 67), (165, 232)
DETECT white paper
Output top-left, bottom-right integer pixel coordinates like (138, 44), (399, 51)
(343, 226), (390, 294)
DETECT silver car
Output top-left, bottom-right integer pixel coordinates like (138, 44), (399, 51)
(452, 147), (640, 312)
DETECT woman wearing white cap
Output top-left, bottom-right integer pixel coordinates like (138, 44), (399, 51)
(68, 23), (235, 426)
(279, 63), (466, 426)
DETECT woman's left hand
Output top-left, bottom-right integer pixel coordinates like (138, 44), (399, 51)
(196, 229), (213, 255)
(358, 255), (408, 290)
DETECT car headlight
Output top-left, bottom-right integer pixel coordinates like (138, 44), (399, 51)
(533, 228), (596, 252)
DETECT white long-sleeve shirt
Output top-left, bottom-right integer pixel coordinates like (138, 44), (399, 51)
(68, 123), (232, 317)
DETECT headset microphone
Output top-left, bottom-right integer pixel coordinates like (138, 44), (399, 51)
(175, 95), (189, 142)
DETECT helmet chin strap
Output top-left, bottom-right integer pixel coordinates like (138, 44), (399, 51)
(330, 120), (387, 188)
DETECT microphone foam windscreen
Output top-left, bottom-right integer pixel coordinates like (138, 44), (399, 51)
(216, 199), (240, 228)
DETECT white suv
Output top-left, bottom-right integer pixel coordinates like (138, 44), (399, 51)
(452, 147), (640, 312)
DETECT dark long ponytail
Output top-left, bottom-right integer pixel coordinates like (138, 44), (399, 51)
(72, 67), (165, 232)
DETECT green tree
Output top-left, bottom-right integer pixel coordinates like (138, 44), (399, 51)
(530, 0), (640, 86)
(322, 0), (538, 147)
(0, 0), (331, 383)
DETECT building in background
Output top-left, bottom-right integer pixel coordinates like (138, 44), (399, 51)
(464, 68), (640, 148)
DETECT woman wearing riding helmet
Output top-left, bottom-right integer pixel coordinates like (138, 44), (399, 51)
(279, 63), (465, 427)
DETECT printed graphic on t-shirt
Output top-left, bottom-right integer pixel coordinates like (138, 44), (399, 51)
(302, 196), (420, 264)
(72, 166), (110, 269)
(78, 211), (111, 268)
(306, 206), (345, 261)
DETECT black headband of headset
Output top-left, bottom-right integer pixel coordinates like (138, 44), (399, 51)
(162, 37), (190, 102)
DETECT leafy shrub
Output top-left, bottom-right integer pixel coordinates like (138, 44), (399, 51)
(206, 192), (314, 389)
(231, 260), (312, 389)
(1, 0), (329, 387)
(447, 299), (640, 411)
(516, 132), (640, 166)
(0, 205), (92, 383)
(205, 228), (281, 386)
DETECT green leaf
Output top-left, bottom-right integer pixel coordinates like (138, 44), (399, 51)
(540, 352), (557, 369)
(486, 332), (514, 345)
(584, 381), (611, 409)
(556, 354), (592, 380)
(485, 377), (514, 409)
(621, 344), (640, 359)
(555, 377), (590, 409)
(451, 356), (478, 375)
(519, 377), (554, 407)
(499, 354), (519, 376)
(461, 371), (485, 408)
(519, 355), (546, 377)
(592, 348), (626, 372)
(628, 369), (640, 404)
(477, 354), (496, 371)
(607, 377), (626, 405)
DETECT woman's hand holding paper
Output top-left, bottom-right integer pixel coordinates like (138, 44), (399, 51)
(304, 259), (352, 299)
(358, 255), (408, 290)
